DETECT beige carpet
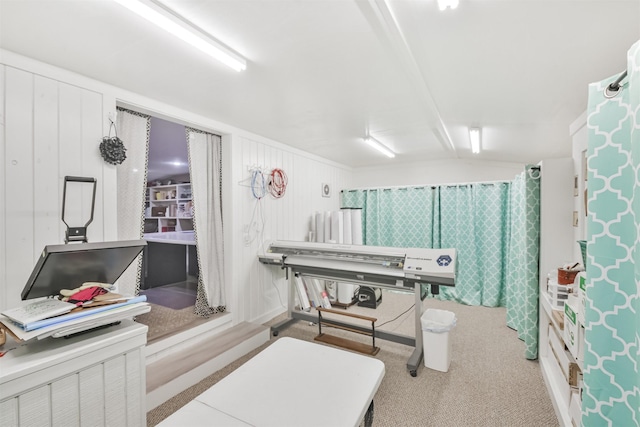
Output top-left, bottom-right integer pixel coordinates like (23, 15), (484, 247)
(137, 302), (220, 344)
(147, 292), (559, 426)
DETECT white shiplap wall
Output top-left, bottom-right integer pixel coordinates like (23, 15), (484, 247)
(1, 64), (112, 310)
(0, 52), (354, 326)
(235, 136), (352, 324)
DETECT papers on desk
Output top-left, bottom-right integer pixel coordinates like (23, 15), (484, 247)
(0, 296), (150, 342)
(1, 298), (76, 327)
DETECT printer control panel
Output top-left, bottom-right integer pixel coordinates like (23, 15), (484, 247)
(403, 248), (456, 280)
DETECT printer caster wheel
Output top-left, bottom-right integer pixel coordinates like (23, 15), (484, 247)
(272, 330), (279, 337)
(410, 370), (417, 377)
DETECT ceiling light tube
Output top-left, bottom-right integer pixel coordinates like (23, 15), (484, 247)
(363, 136), (395, 158)
(469, 128), (481, 154)
(112, 0), (246, 72)
(437, 0), (459, 11)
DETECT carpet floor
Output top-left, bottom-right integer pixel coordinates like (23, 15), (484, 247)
(147, 292), (559, 426)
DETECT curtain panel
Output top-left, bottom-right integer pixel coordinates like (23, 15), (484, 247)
(341, 175), (540, 359)
(504, 167), (541, 359)
(115, 107), (150, 296)
(186, 128), (226, 316)
(582, 41), (639, 426)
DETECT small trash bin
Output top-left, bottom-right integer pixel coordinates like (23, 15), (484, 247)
(421, 308), (456, 372)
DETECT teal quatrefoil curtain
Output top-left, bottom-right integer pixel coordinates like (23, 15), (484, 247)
(582, 41), (640, 426)
(342, 170), (540, 359)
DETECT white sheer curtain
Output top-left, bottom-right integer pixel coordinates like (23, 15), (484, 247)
(187, 128), (226, 315)
(116, 108), (150, 296)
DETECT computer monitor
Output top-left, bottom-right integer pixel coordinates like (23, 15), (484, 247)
(21, 240), (147, 300)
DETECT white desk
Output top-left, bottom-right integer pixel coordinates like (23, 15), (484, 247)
(0, 320), (147, 427)
(159, 337), (385, 427)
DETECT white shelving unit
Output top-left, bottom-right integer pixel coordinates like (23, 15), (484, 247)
(538, 157), (583, 427)
(145, 183), (193, 233)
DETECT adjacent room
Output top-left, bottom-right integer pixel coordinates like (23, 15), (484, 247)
(0, 1), (638, 427)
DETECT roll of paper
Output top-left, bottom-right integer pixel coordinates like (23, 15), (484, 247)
(338, 283), (356, 305)
(342, 208), (352, 245)
(324, 211), (331, 243)
(331, 210), (344, 244)
(351, 208), (363, 245)
(315, 212), (325, 243)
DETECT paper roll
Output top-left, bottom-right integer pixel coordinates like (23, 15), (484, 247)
(324, 211), (332, 243)
(315, 212), (325, 243)
(342, 208), (352, 245)
(330, 210), (344, 244)
(351, 208), (363, 245)
(338, 283), (356, 304)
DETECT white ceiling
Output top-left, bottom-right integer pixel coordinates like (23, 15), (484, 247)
(1, 0), (639, 168)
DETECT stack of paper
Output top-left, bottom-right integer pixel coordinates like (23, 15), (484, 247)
(0, 295), (150, 342)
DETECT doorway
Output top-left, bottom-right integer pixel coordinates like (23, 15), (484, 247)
(136, 116), (207, 343)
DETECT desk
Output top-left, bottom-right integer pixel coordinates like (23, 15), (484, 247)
(158, 337), (385, 427)
(143, 232), (197, 288)
(0, 320), (147, 426)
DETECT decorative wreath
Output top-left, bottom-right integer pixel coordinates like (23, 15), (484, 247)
(99, 121), (127, 165)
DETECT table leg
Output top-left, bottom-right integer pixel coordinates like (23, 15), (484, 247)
(364, 401), (374, 427)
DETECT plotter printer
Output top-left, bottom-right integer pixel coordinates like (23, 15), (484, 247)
(259, 240), (457, 376)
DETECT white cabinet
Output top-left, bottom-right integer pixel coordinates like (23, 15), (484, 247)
(0, 320), (148, 427)
(145, 183), (193, 233)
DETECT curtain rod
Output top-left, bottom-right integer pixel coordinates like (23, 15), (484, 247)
(340, 179), (512, 192)
(608, 70), (628, 92)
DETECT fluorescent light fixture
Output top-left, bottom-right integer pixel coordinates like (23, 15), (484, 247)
(469, 128), (481, 154)
(112, 0), (246, 72)
(363, 136), (395, 158)
(438, 0), (459, 10)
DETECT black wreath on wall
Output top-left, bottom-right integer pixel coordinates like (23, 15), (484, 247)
(99, 120), (127, 165)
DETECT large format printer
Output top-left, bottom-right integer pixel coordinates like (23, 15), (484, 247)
(260, 240), (457, 376)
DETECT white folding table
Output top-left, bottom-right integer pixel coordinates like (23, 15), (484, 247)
(159, 337), (385, 427)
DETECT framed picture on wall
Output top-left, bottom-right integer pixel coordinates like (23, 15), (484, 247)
(573, 211), (579, 227)
(574, 175), (579, 196)
(582, 149), (588, 181)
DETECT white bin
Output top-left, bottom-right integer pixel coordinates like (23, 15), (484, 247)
(421, 309), (456, 372)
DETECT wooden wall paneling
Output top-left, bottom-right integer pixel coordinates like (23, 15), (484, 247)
(51, 374), (80, 427)
(80, 89), (105, 243)
(102, 96), (118, 241)
(79, 364), (105, 426)
(125, 348), (144, 426)
(0, 398), (18, 427)
(0, 65), (6, 309)
(4, 67), (34, 310)
(19, 386), (51, 426)
(33, 75), (61, 249)
(104, 356), (127, 427)
(58, 83), (86, 236)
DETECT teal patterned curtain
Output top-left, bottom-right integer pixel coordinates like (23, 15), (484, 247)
(504, 167), (541, 360)
(582, 41), (639, 426)
(437, 184), (510, 307)
(342, 175), (540, 359)
(342, 187), (436, 248)
(342, 183), (511, 307)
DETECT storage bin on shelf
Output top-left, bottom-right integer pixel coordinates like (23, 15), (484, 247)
(547, 278), (572, 310)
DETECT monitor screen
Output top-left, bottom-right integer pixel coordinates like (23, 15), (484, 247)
(21, 240), (147, 300)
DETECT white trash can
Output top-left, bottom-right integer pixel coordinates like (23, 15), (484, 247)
(421, 308), (456, 372)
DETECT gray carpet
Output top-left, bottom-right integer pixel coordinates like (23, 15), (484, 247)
(147, 292), (559, 426)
